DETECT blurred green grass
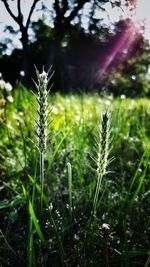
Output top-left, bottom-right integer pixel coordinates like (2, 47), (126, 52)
(0, 87), (150, 266)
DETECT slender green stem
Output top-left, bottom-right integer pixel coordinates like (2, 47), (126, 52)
(40, 152), (44, 212)
(92, 173), (103, 216)
(81, 173), (103, 252)
(28, 219), (34, 267)
(28, 155), (38, 267)
(67, 162), (72, 224)
(145, 256), (150, 267)
(80, 111), (111, 255)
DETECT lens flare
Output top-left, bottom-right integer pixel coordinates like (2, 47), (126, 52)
(95, 19), (142, 80)
(95, 0), (148, 81)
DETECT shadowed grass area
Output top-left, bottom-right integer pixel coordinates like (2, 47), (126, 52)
(0, 86), (150, 267)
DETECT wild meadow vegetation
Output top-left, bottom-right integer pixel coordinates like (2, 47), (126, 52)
(0, 71), (150, 267)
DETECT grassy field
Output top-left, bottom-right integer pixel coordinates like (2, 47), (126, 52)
(0, 85), (150, 267)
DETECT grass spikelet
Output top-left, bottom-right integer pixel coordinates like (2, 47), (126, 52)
(33, 67), (53, 210)
(97, 111), (111, 177)
(35, 69), (48, 153)
(82, 111), (112, 252)
(93, 110), (111, 216)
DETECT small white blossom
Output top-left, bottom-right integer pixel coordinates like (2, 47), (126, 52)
(5, 82), (12, 92)
(52, 106), (58, 114)
(49, 203), (53, 210)
(20, 70), (25, 77)
(6, 95), (14, 103)
(120, 94), (126, 100)
(0, 80), (6, 90)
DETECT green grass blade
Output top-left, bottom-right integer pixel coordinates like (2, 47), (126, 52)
(128, 166), (148, 210)
(28, 221), (35, 267)
(67, 162), (73, 223)
(46, 134), (66, 176)
(118, 150), (149, 219)
(28, 200), (46, 244)
(28, 175), (67, 267)
(145, 256), (150, 267)
(28, 175), (48, 205)
(22, 185), (28, 199)
(129, 149), (148, 190)
(28, 157), (38, 267)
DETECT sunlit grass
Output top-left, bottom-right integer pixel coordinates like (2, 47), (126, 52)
(0, 86), (150, 266)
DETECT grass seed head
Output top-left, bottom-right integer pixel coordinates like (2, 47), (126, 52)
(97, 111), (111, 176)
(35, 69), (50, 153)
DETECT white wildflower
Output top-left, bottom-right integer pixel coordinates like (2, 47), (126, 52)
(49, 203), (53, 210)
(0, 80), (6, 90)
(120, 94), (126, 100)
(5, 82), (12, 92)
(6, 95), (14, 103)
(20, 70), (25, 77)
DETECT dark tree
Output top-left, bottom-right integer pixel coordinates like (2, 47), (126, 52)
(28, 19), (54, 78)
(0, 0), (136, 89)
(51, 0), (93, 90)
(47, 0), (136, 91)
(1, 0), (40, 80)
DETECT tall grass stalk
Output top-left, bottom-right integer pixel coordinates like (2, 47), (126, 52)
(39, 152), (44, 210)
(33, 68), (53, 210)
(93, 111), (111, 216)
(82, 111), (112, 251)
(32, 68), (68, 266)
(27, 155), (38, 267)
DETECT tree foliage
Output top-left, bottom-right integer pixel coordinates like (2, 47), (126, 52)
(0, 0), (150, 96)
(97, 20), (150, 96)
(1, 0), (40, 79)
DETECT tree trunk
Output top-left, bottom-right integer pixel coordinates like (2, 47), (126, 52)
(20, 27), (29, 85)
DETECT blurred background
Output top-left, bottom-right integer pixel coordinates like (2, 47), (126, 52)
(0, 0), (150, 96)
